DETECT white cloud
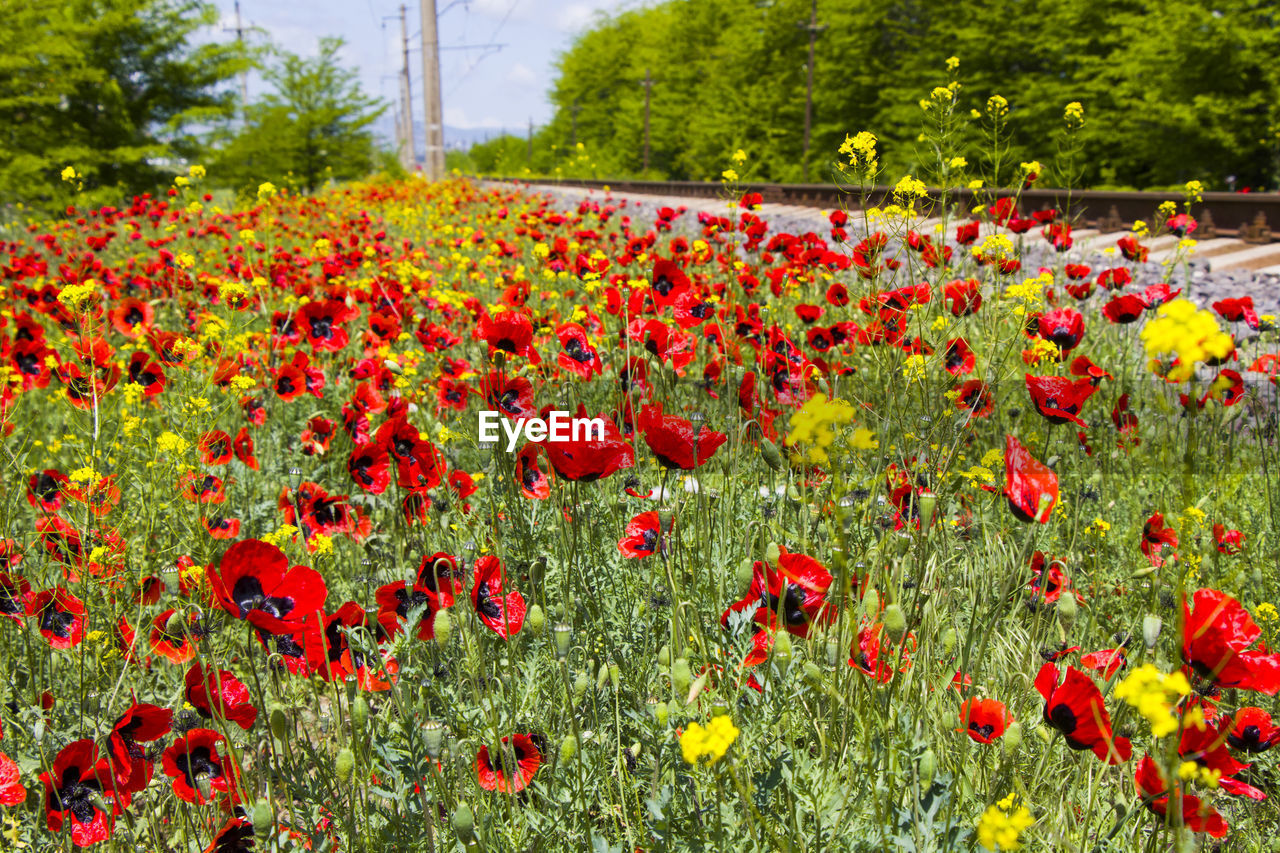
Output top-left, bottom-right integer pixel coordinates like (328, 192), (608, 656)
(470, 0), (532, 19)
(556, 3), (601, 33)
(505, 62), (538, 87)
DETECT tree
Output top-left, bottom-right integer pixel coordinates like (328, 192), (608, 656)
(0, 0), (245, 207)
(212, 38), (387, 194)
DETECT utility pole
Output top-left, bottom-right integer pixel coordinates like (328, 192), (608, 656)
(223, 0), (249, 116)
(399, 5), (416, 171)
(800, 0), (826, 183)
(641, 68), (652, 173)
(420, 0), (446, 180)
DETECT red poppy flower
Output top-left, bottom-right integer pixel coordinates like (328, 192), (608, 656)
(108, 297), (153, 337)
(475, 734), (541, 793)
(1227, 707), (1280, 753)
(107, 702), (172, 793)
(347, 442), (391, 495)
(1141, 512), (1178, 567)
(1080, 648), (1128, 679)
(1037, 308), (1085, 354)
(296, 298), (356, 352)
(1004, 435), (1058, 523)
(649, 258), (691, 309)
(848, 623), (904, 683)
(1025, 374), (1096, 427)
(273, 364), (307, 401)
(1179, 718), (1265, 800)
(27, 587), (86, 648)
(481, 373), (538, 421)
(1096, 267), (1132, 290)
(478, 309), (540, 364)
(1212, 523), (1244, 555)
(375, 580), (441, 642)
(26, 469), (69, 513)
(1134, 754), (1227, 838)
(1182, 588), (1280, 694)
(0, 751), (25, 806)
(943, 337), (975, 376)
(1138, 283), (1181, 309)
(1101, 294), (1145, 324)
(515, 444), (551, 499)
(1116, 235), (1149, 262)
(638, 405), (727, 470)
(618, 511), (670, 559)
(955, 380), (994, 418)
(1035, 662), (1131, 763)
(471, 556), (525, 638)
(40, 739), (128, 847)
(1028, 552), (1071, 604)
(162, 728), (240, 805)
(1069, 354), (1112, 385)
(179, 472), (226, 504)
(1213, 296), (1260, 330)
(555, 322), (602, 379)
(149, 608), (203, 664)
(184, 664), (259, 730)
(208, 539), (328, 634)
(0, 572), (31, 624)
(722, 550), (833, 638)
(540, 410), (634, 482)
(958, 698), (1012, 744)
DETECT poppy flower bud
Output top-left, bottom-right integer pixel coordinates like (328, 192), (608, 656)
(652, 698), (668, 725)
(33, 719), (45, 744)
(657, 644), (670, 667)
(1142, 614), (1162, 649)
(253, 799), (273, 840)
(383, 358), (403, 375)
(765, 541), (781, 565)
(433, 608), (454, 645)
(270, 706), (289, 741)
(918, 748), (936, 787)
(1003, 721), (1023, 753)
(861, 588), (880, 619)
(736, 558), (754, 589)
(530, 557), (546, 587)
(1056, 590), (1078, 628)
(760, 439), (784, 471)
(883, 604), (908, 644)
(803, 661), (822, 684)
(527, 604), (546, 635)
(451, 804), (475, 842)
(941, 627), (957, 656)
(773, 631), (793, 662)
(559, 733), (578, 763)
(786, 484), (802, 503)
(687, 671), (709, 706)
(553, 622), (572, 659)
(596, 662), (611, 690)
(424, 720), (445, 759)
(608, 662), (621, 689)
(335, 747), (355, 782)
(351, 696), (369, 732)
(672, 657), (692, 697)
(574, 670), (591, 701)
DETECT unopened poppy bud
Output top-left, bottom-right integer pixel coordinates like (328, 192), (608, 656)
(596, 662), (610, 690)
(433, 608), (454, 645)
(861, 588), (880, 618)
(760, 439), (784, 471)
(655, 701), (669, 726)
(574, 670), (591, 702)
(671, 657), (692, 697)
(765, 541), (781, 565)
(424, 720), (445, 759)
(270, 706), (289, 741)
(195, 775), (214, 801)
(451, 804), (475, 842)
(883, 604), (907, 644)
(687, 671), (709, 706)
(253, 799), (273, 839)
(773, 631), (792, 662)
(527, 604), (545, 635)
(918, 748), (936, 787)
(351, 696), (369, 732)
(1142, 614), (1162, 649)
(383, 359), (403, 375)
(530, 557), (546, 587)
(1057, 591), (1078, 628)
(736, 558), (754, 589)
(657, 644), (670, 667)
(608, 662), (621, 689)
(1003, 721), (1023, 753)
(335, 747), (355, 782)
(803, 661), (822, 683)
(33, 719), (44, 744)
(559, 733), (578, 763)
(553, 622), (572, 659)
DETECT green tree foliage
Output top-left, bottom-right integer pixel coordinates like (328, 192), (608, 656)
(522, 0), (1280, 189)
(211, 38), (387, 196)
(0, 0), (245, 207)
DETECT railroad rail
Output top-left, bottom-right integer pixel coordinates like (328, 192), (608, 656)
(484, 176), (1280, 245)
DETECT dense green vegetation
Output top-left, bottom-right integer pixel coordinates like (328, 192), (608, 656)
(461, 0), (1280, 190)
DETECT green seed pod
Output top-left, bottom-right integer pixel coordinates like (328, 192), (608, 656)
(861, 587), (880, 618)
(657, 644), (670, 667)
(451, 804), (475, 842)
(269, 706), (289, 741)
(786, 484), (802, 503)
(335, 748), (355, 782)
(773, 631), (793, 663)
(917, 493), (938, 529)
(671, 657), (692, 698)
(760, 439), (784, 472)
(573, 670), (591, 702)
(883, 604), (907, 644)
(424, 720), (445, 760)
(529, 557), (546, 588)
(736, 558), (754, 589)
(608, 662), (621, 690)
(527, 604), (546, 635)
(553, 622), (572, 659)
(918, 748), (936, 788)
(825, 636), (840, 668)
(253, 799), (273, 840)
(654, 700), (669, 726)
(350, 696), (369, 732)
(433, 608), (454, 645)
(559, 733), (578, 763)
(1057, 591), (1078, 629)
(596, 662), (610, 691)
(1003, 721), (1023, 753)
(941, 627), (957, 657)
(1142, 614), (1162, 649)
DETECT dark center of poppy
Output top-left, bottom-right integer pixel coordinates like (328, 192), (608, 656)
(1047, 702), (1077, 735)
(39, 602), (75, 638)
(230, 575), (295, 621)
(53, 766), (100, 825)
(174, 745), (222, 789)
(475, 581), (502, 620)
(276, 375), (295, 394)
(762, 583), (808, 627)
(564, 337), (593, 364)
(969, 721), (996, 739)
(308, 316), (333, 340)
(124, 308), (144, 326)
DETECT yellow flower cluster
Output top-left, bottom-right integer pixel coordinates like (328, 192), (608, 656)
(261, 525), (300, 547)
(57, 281), (97, 308)
(974, 234), (1014, 262)
(1140, 298), (1234, 382)
(1184, 180), (1204, 204)
(156, 432), (189, 456)
(1114, 664), (1190, 738)
(680, 715), (739, 766)
(1256, 602), (1279, 623)
(986, 95), (1009, 118)
(838, 131), (878, 174)
(786, 393), (859, 465)
(1063, 102), (1084, 127)
(893, 175), (928, 200)
(1178, 760), (1221, 789)
(977, 794), (1034, 851)
(1003, 272), (1050, 307)
(1084, 517), (1110, 538)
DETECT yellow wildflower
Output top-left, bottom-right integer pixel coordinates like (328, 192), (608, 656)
(977, 795), (1033, 851)
(1114, 664), (1191, 738)
(680, 715), (739, 766)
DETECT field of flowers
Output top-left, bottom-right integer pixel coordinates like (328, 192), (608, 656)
(3, 99), (1280, 852)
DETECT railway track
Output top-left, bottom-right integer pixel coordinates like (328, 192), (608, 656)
(485, 176), (1280, 274)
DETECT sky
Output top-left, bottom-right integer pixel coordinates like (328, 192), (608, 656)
(209, 0), (636, 145)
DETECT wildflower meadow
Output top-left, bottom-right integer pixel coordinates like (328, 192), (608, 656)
(3, 50), (1280, 853)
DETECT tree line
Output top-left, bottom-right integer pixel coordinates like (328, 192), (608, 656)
(460, 0), (1280, 191)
